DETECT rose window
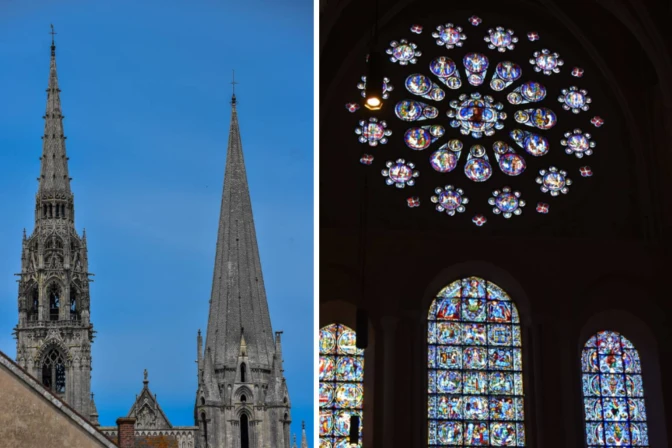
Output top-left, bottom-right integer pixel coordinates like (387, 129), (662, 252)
(346, 15), (604, 226)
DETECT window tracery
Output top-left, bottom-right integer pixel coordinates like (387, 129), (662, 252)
(347, 16), (605, 225)
(41, 348), (66, 394)
(582, 331), (649, 446)
(319, 323), (364, 448)
(427, 277), (525, 446)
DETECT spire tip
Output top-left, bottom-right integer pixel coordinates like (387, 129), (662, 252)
(231, 70), (238, 105)
(49, 24), (57, 52)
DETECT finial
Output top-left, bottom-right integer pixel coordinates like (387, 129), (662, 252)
(91, 393), (94, 400)
(198, 329), (201, 336)
(302, 421), (305, 430)
(231, 70), (238, 105)
(143, 368), (148, 384)
(49, 24), (57, 57)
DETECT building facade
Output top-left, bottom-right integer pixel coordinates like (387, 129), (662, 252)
(10, 33), (298, 448)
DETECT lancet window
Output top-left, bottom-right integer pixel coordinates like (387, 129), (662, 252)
(581, 331), (649, 446)
(427, 276), (526, 446)
(319, 323), (364, 447)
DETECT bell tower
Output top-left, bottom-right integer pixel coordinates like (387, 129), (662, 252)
(13, 26), (98, 423)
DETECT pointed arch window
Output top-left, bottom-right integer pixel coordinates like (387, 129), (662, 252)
(240, 362), (247, 382)
(581, 331), (649, 446)
(70, 288), (79, 321)
(42, 348), (66, 394)
(48, 283), (60, 321)
(240, 414), (250, 448)
(427, 276), (525, 446)
(319, 323), (364, 447)
(28, 286), (39, 321)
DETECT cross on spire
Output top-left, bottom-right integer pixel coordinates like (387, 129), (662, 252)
(50, 24), (57, 56)
(231, 70), (238, 105)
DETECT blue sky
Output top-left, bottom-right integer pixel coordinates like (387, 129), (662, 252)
(0, 0), (313, 441)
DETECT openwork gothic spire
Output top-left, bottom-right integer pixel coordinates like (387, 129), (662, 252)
(204, 91), (276, 370)
(39, 24), (72, 197)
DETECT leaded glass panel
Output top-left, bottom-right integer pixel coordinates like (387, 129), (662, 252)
(581, 331), (649, 447)
(428, 277), (525, 447)
(319, 324), (364, 448)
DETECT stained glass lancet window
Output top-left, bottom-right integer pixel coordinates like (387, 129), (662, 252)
(582, 331), (649, 446)
(427, 276), (525, 446)
(319, 323), (365, 448)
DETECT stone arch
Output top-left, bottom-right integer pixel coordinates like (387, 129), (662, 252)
(37, 344), (68, 394)
(578, 309), (668, 447)
(35, 339), (72, 367)
(69, 280), (82, 319)
(23, 280), (40, 319)
(234, 385), (254, 403)
(45, 279), (63, 320)
(235, 406), (253, 419)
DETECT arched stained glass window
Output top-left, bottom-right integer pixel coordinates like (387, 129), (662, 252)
(582, 331), (649, 446)
(319, 323), (364, 448)
(427, 276), (525, 446)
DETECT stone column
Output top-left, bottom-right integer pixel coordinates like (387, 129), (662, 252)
(380, 316), (399, 448)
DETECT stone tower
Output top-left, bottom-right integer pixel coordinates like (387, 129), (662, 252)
(13, 29), (98, 423)
(194, 91), (291, 447)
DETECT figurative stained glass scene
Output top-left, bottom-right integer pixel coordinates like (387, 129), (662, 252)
(346, 16), (605, 226)
(319, 324), (365, 448)
(427, 277), (525, 446)
(582, 331), (649, 446)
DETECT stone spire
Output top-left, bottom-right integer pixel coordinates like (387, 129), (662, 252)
(301, 421), (308, 448)
(39, 24), (71, 197)
(204, 90), (275, 371)
(15, 25), (95, 421)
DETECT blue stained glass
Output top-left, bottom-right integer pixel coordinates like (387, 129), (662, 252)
(465, 422), (489, 444)
(437, 322), (461, 344)
(319, 324), (365, 447)
(428, 277), (525, 446)
(581, 331), (649, 446)
(437, 346), (462, 369)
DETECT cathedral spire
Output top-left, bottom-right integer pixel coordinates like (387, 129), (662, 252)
(204, 88), (276, 371)
(39, 24), (71, 197)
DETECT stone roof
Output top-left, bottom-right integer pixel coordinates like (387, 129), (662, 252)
(204, 95), (276, 371)
(0, 350), (117, 447)
(126, 370), (172, 430)
(39, 33), (72, 196)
